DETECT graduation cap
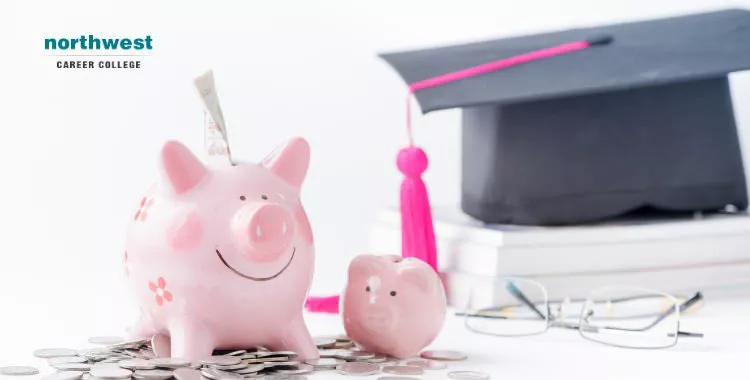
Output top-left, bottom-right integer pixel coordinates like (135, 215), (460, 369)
(381, 8), (750, 228)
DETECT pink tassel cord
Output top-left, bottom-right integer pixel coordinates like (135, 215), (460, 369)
(305, 37), (611, 313)
(398, 147), (438, 271)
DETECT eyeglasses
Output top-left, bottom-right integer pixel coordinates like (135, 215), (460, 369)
(457, 278), (704, 349)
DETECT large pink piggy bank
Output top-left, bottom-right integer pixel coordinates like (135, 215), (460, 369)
(341, 255), (446, 359)
(124, 138), (318, 360)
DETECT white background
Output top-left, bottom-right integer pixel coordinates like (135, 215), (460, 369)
(2, 0), (750, 375)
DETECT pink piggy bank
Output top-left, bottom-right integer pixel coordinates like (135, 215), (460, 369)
(342, 255), (446, 358)
(124, 138), (319, 360)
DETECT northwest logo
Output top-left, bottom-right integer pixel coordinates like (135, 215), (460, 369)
(45, 35), (153, 50)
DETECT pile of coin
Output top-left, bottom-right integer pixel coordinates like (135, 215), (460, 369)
(0, 335), (485, 380)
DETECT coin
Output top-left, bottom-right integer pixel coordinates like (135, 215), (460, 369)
(336, 350), (375, 361)
(264, 376), (307, 380)
(405, 359), (447, 370)
(447, 370), (490, 380)
(367, 354), (390, 364)
(304, 358), (344, 369)
(318, 349), (344, 358)
(313, 338), (336, 349)
(173, 368), (203, 380)
(382, 366), (423, 375)
(232, 364), (264, 374)
(90, 366), (132, 379)
(201, 367), (244, 380)
(151, 357), (191, 368)
(420, 350), (467, 361)
(264, 361), (300, 368)
(243, 356), (288, 364)
(35, 348), (79, 359)
(132, 369), (174, 380)
(336, 362), (380, 376)
(275, 364), (313, 375)
(117, 359), (156, 370)
(48, 357), (87, 365)
(377, 377), (419, 380)
(0, 366), (40, 376)
(201, 356), (242, 366)
(257, 351), (296, 358)
(41, 371), (85, 380)
(225, 350), (247, 356)
(333, 341), (354, 349)
(88, 337), (125, 345)
(209, 362), (248, 371)
(52, 363), (93, 372)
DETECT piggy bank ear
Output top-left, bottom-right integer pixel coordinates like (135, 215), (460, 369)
(399, 258), (437, 293)
(348, 254), (381, 281)
(159, 141), (207, 194)
(262, 138), (310, 188)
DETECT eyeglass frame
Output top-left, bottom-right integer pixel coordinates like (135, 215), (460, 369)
(457, 278), (704, 349)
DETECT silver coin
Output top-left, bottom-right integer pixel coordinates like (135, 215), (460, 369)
(48, 356), (87, 365)
(90, 366), (132, 379)
(118, 359), (156, 370)
(420, 350), (467, 361)
(313, 338), (336, 349)
(304, 358), (344, 369)
(42, 371), (85, 380)
(132, 369), (174, 380)
(336, 350), (375, 361)
(274, 364), (313, 375)
(447, 370), (490, 380)
(35, 348), (79, 359)
(209, 362), (248, 371)
(201, 367), (244, 380)
(0, 366), (40, 376)
(243, 356), (288, 364)
(264, 361), (300, 368)
(264, 376), (307, 380)
(378, 377), (419, 380)
(256, 351), (296, 358)
(232, 364), (264, 374)
(317, 349), (343, 358)
(224, 350), (246, 356)
(336, 362), (380, 376)
(106, 338), (150, 351)
(242, 375), (266, 379)
(52, 363), (93, 372)
(88, 336), (125, 345)
(405, 359), (447, 370)
(173, 368), (203, 380)
(151, 357), (191, 368)
(382, 366), (423, 376)
(201, 356), (242, 366)
(333, 341), (354, 349)
(367, 354), (390, 364)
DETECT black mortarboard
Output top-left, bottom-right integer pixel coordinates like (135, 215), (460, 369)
(380, 9), (750, 225)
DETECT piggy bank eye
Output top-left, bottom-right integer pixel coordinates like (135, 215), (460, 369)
(239, 195), (247, 201)
(261, 194), (268, 200)
(365, 286), (371, 292)
(390, 290), (397, 297)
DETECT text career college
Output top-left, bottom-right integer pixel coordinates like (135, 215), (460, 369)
(45, 35), (152, 70)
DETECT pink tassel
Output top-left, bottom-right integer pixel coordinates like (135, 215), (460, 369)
(397, 147), (437, 271)
(304, 295), (340, 314)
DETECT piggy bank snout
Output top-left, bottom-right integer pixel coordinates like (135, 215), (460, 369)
(235, 203), (295, 262)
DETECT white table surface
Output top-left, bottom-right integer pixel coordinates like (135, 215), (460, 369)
(1, 289), (748, 380)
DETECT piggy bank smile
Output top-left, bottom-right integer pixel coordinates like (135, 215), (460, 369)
(215, 246), (296, 281)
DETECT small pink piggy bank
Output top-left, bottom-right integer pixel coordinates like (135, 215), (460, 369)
(342, 255), (446, 358)
(124, 138), (318, 360)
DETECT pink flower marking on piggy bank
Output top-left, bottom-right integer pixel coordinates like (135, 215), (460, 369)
(342, 255), (446, 359)
(125, 138), (318, 360)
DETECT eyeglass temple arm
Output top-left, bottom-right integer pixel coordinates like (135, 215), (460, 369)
(631, 292), (703, 333)
(506, 282), (548, 320)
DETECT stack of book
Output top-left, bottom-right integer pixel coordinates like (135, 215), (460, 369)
(368, 206), (750, 307)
